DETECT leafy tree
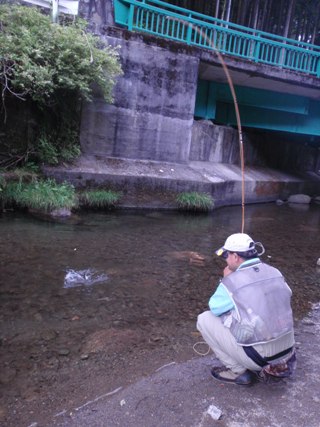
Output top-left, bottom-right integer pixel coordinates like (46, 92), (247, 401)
(0, 4), (122, 167)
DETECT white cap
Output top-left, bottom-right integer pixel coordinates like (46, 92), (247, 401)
(215, 233), (257, 257)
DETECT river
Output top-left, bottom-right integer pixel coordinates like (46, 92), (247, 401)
(1, 203), (319, 426)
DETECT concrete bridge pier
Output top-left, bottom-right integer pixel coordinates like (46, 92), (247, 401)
(80, 33), (199, 164)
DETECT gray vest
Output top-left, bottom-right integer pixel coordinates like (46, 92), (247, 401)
(221, 262), (294, 346)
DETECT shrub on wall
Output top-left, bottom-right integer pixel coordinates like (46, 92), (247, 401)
(0, 4), (123, 167)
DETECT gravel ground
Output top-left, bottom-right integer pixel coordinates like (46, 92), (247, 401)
(41, 304), (320, 427)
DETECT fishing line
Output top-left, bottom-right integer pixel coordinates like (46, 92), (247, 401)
(169, 17), (246, 233)
(193, 341), (211, 356)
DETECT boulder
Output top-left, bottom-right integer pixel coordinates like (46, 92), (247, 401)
(287, 194), (311, 204)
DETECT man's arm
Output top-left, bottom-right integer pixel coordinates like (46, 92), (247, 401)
(208, 283), (234, 316)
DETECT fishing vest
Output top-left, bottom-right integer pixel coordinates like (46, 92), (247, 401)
(220, 262), (294, 346)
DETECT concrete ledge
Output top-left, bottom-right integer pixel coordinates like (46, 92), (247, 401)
(43, 156), (320, 209)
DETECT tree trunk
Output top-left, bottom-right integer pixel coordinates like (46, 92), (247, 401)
(251, 0), (260, 30)
(311, 8), (320, 44)
(275, 0), (284, 34)
(283, 0), (295, 39)
(262, 0), (275, 33)
(241, 0), (251, 26)
(220, 0), (226, 20)
(215, 0), (220, 18)
(225, 0), (232, 22)
(235, 0), (243, 24)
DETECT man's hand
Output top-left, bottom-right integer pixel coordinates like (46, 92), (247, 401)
(223, 266), (233, 277)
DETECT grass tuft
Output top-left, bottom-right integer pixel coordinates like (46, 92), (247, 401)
(2, 179), (77, 211)
(79, 190), (122, 209)
(176, 192), (214, 212)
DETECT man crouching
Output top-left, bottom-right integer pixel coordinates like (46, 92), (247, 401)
(197, 233), (296, 385)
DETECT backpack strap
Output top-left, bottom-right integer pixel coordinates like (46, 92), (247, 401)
(243, 345), (293, 368)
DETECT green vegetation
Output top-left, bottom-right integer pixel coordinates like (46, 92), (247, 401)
(0, 174), (5, 198)
(36, 133), (82, 166)
(0, 4), (122, 168)
(1, 178), (77, 212)
(79, 190), (122, 209)
(0, 4), (122, 105)
(176, 191), (214, 212)
(0, 171), (123, 212)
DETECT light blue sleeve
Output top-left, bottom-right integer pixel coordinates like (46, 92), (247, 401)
(208, 283), (234, 316)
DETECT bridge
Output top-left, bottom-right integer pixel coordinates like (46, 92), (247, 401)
(113, 0), (320, 137)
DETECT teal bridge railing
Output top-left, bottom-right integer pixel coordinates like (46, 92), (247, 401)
(114, 0), (320, 78)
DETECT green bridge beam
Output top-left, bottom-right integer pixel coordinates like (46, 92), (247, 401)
(113, 0), (320, 137)
(114, 0), (320, 77)
(195, 81), (320, 137)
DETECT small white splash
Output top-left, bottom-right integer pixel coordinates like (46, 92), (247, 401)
(64, 269), (108, 289)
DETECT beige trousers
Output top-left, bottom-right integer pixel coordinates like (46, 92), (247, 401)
(197, 310), (295, 374)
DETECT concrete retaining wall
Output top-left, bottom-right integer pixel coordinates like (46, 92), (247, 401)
(190, 120), (265, 166)
(190, 120), (320, 175)
(80, 35), (199, 163)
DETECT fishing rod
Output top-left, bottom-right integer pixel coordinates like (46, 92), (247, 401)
(170, 17), (246, 233)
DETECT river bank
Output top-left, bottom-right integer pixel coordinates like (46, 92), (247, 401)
(43, 155), (320, 210)
(53, 303), (320, 427)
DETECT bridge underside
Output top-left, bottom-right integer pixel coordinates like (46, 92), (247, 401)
(195, 80), (320, 137)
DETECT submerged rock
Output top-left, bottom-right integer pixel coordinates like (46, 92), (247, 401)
(29, 207), (72, 219)
(287, 194), (311, 204)
(58, 348), (70, 356)
(50, 208), (72, 217)
(41, 329), (58, 341)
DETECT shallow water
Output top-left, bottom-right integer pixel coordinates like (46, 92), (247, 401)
(1, 203), (319, 319)
(0, 203), (320, 424)
(1, 204), (320, 334)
